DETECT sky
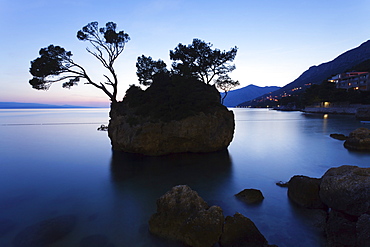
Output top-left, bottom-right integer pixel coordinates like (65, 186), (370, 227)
(1, 0), (370, 107)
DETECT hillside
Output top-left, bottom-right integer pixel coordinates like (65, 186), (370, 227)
(240, 40), (370, 106)
(220, 85), (280, 107)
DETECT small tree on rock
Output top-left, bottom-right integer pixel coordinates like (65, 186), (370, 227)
(215, 75), (240, 104)
(29, 21), (130, 103)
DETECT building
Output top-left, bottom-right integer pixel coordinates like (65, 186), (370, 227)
(329, 72), (370, 91)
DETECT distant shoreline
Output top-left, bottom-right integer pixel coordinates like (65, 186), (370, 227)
(0, 102), (108, 109)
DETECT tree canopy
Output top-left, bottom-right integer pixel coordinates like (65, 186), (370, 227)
(170, 39), (238, 85)
(29, 21), (130, 103)
(136, 55), (168, 86)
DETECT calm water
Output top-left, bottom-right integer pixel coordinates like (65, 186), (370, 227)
(0, 108), (369, 247)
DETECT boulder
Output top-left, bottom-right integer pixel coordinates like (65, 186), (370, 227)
(149, 185), (224, 247)
(219, 213), (269, 247)
(357, 214), (370, 247)
(287, 175), (327, 209)
(344, 127), (370, 151)
(13, 215), (77, 247)
(235, 189), (264, 204)
(319, 165), (370, 216)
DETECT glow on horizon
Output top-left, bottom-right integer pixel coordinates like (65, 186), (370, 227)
(1, 0), (370, 106)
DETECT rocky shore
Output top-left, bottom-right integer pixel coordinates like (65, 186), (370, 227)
(286, 165), (370, 247)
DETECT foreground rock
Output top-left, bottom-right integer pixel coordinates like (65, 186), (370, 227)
(235, 189), (264, 204)
(220, 213), (274, 247)
(320, 165), (370, 217)
(13, 215), (77, 247)
(108, 79), (235, 156)
(149, 185), (275, 247)
(344, 127), (370, 151)
(285, 165), (370, 247)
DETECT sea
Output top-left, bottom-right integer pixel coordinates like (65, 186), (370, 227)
(0, 108), (369, 247)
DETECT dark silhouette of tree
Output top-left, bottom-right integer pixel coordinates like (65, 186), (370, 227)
(136, 55), (168, 86)
(215, 75), (240, 104)
(170, 39), (238, 84)
(29, 21), (130, 103)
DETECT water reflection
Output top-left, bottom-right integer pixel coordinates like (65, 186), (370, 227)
(110, 150), (232, 192)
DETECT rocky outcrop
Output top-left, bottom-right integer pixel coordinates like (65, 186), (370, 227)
(344, 127), (370, 151)
(109, 104), (235, 156)
(287, 175), (327, 209)
(149, 185), (275, 247)
(235, 189), (264, 204)
(285, 165), (370, 247)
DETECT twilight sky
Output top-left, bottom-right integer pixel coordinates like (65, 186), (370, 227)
(1, 0), (370, 107)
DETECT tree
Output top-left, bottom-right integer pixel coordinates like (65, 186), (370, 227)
(215, 75), (240, 104)
(136, 55), (168, 86)
(170, 38), (238, 84)
(29, 21), (130, 103)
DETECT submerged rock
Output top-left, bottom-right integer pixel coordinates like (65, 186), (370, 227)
(344, 127), (370, 151)
(235, 189), (264, 204)
(330, 133), (348, 141)
(13, 215), (77, 247)
(287, 175), (327, 209)
(319, 165), (370, 217)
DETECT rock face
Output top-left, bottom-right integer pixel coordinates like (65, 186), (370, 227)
(319, 165), (370, 217)
(344, 127), (370, 151)
(109, 103), (235, 156)
(149, 185), (275, 247)
(108, 78), (235, 156)
(235, 189), (264, 204)
(287, 175), (327, 209)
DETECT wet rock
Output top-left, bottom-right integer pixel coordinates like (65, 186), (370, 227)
(330, 133), (348, 141)
(235, 189), (264, 204)
(149, 185), (224, 247)
(319, 165), (370, 216)
(357, 214), (370, 247)
(13, 215), (77, 247)
(326, 210), (357, 247)
(219, 212), (270, 247)
(287, 175), (327, 209)
(344, 127), (370, 151)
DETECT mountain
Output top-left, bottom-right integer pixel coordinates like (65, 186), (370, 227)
(220, 85), (281, 107)
(0, 102), (93, 109)
(239, 40), (370, 106)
